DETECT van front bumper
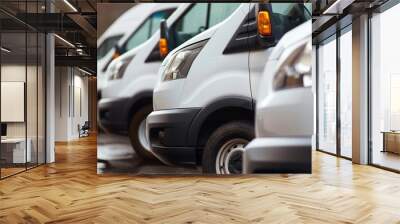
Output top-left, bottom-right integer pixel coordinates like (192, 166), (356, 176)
(98, 97), (129, 134)
(146, 108), (201, 165)
(243, 137), (311, 174)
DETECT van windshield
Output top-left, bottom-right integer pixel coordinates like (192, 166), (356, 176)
(97, 35), (123, 60)
(271, 3), (311, 40)
(122, 9), (175, 52)
(170, 3), (240, 49)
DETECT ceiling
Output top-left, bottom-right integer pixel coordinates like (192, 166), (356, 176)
(0, 0), (97, 74)
(312, 0), (392, 43)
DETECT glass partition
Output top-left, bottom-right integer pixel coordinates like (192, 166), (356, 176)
(0, 1), (46, 179)
(317, 36), (337, 155)
(1, 30), (28, 177)
(370, 4), (400, 171)
(339, 28), (352, 158)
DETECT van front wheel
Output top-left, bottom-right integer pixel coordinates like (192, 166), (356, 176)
(128, 105), (155, 160)
(202, 121), (254, 174)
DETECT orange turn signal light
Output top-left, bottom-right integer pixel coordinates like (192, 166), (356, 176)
(159, 38), (169, 57)
(258, 11), (272, 36)
(112, 51), (120, 60)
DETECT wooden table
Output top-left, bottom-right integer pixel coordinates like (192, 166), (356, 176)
(381, 131), (400, 154)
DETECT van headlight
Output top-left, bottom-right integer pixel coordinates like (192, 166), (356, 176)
(273, 39), (312, 91)
(162, 40), (207, 82)
(109, 56), (134, 80)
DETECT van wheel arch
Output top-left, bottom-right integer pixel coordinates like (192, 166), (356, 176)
(127, 92), (153, 129)
(126, 92), (154, 160)
(197, 107), (254, 145)
(188, 97), (255, 164)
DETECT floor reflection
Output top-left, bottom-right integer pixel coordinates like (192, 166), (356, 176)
(97, 133), (200, 175)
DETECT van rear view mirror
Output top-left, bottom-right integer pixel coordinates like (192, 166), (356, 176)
(112, 45), (122, 60)
(159, 20), (169, 57)
(258, 11), (272, 36)
(256, 3), (276, 47)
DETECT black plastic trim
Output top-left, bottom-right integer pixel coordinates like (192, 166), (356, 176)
(223, 5), (279, 55)
(244, 142), (311, 174)
(187, 96), (255, 146)
(147, 108), (201, 165)
(98, 91), (153, 134)
(147, 97), (254, 164)
(223, 6), (255, 54)
(151, 145), (197, 165)
(147, 108), (201, 147)
(145, 43), (162, 63)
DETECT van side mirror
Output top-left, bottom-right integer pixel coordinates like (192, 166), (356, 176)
(112, 44), (122, 60)
(256, 4), (276, 47)
(159, 19), (169, 58)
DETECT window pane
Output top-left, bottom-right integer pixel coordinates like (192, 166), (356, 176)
(171, 3), (208, 48)
(150, 10), (174, 35)
(340, 29), (352, 158)
(123, 10), (175, 53)
(318, 38), (337, 154)
(271, 3), (311, 40)
(1, 31), (28, 177)
(125, 19), (151, 51)
(208, 3), (240, 27)
(371, 4), (400, 171)
(97, 35), (122, 60)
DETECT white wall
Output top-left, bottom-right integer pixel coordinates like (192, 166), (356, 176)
(1, 65), (43, 138)
(55, 67), (89, 141)
(55, 66), (69, 141)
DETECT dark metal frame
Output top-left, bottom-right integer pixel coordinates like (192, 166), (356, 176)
(315, 22), (352, 161)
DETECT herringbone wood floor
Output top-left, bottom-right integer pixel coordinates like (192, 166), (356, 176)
(1, 135), (400, 223)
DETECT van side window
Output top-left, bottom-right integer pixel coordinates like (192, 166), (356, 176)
(271, 3), (311, 40)
(98, 34), (123, 60)
(125, 18), (151, 51)
(208, 3), (240, 27)
(171, 3), (208, 48)
(124, 9), (175, 52)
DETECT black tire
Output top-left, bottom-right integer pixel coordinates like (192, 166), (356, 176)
(202, 121), (254, 174)
(128, 104), (155, 160)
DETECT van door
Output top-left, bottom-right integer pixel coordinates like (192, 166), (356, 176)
(249, 3), (312, 98)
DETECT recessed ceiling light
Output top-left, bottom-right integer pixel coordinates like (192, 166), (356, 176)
(54, 34), (75, 48)
(78, 67), (93, 76)
(63, 0), (78, 12)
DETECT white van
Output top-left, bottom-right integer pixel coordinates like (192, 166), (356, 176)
(241, 21), (313, 174)
(97, 3), (179, 93)
(99, 3), (240, 159)
(147, 3), (311, 173)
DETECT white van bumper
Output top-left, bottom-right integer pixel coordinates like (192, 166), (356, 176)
(243, 137), (311, 174)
